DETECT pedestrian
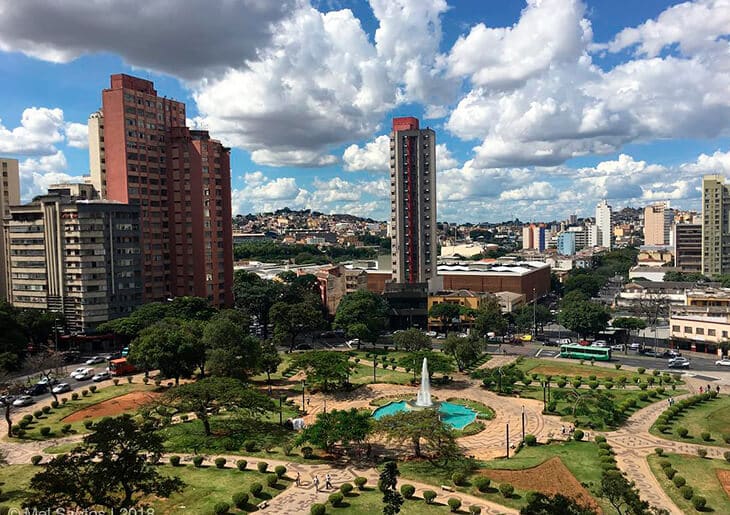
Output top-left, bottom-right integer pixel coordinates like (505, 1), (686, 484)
(699, 386), (703, 394)
(307, 397), (311, 407)
(313, 475), (320, 492)
(325, 473), (332, 490)
(561, 425), (565, 435)
(716, 385), (720, 394)
(667, 398), (671, 407)
(295, 471), (301, 487)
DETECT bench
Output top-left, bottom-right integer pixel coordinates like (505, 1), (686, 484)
(257, 501), (269, 510)
(440, 485), (454, 492)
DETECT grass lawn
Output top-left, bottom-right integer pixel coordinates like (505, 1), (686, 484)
(249, 353), (295, 383)
(349, 363), (415, 385)
(648, 453), (730, 514)
(9, 382), (157, 441)
(0, 464), (37, 508)
(649, 395), (730, 447)
(328, 487), (472, 514)
(516, 357), (681, 384)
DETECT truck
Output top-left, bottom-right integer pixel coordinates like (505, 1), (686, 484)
(109, 358), (136, 376)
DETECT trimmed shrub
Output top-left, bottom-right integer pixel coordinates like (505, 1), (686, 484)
(266, 474), (278, 488)
(33, 410), (43, 419)
(192, 456), (204, 468)
(46, 403), (56, 411)
(638, 367), (646, 374)
(257, 461), (268, 473)
(604, 381), (614, 390)
(680, 486), (694, 500)
(448, 498), (462, 512)
(724, 451), (730, 462)
(452, 472), (466, 486)
(39, 426), (51, 436)
(697, 448), (707, 458)
(113, 378), (120, 386)
(250, 482), (263, 497)
(589, 381), (599, 390)
(83, 420), (93, 429)
(672, 475), (686, 488)
(400, 484), (416, 499)
(423, 490), (437, 504)
(301, 446), (314, 458)
(654, 448), (664, 456)
(614, 363), (622, 370)
(677, 427), (689, 438)
(213, 502), (229, 515)
(469, 506), (482, 515)
(127, 376), (133, 383)
(701, 432), (711, 442)
(547, 401), (557, 412)
(169, 455), (181, 467)
(215, 457), (226, 469)
(573, 429), (584, 441)
(354, 476), (367, 490)
(639, 392), (649, 402)
(310, 503), (326, 515)
(499, 483), (514, 498)
(594, 434), (607, 444)
(556, 380), (567, 388)
(639, 383), (648, 391)
(328, 492), (343, 507)
(14, 428), (25, 438)
(89, 385), (97, 393)
(61, 423), (71, 434)
(244, 440), (257, 452)
(82, 389), (89, 397)
(524, 434), (537, 446)
(275, 465), (286, 478)
(598, 442), (611, 450)
(232, 492), (249, 510)
(339, 482), (353, 495)
(30, 455), (42, 466)
(236, 459), (247, 471)
(664, 468), (677, 480)
(692, 496), (706, 510)
(473, 476), (491, 492)
(571, 380), (582, 388)
(659, 459), (672, 469)
(71, 392), (79, 400)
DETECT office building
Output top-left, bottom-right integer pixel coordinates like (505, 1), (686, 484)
(4, 185), (142, 332)
(557, 231), (576, 255)
(90, 74), (233, 305)
(701, 175), (730, 277)
(522, 225), (533, 250)
(674, 223), (701, 273)
(0, 157), (20, 300)
(389, 117), (437, 287)
(644, 201), (671, 246)
(595, 200), (612, 249)
(522, 224), (546, 252)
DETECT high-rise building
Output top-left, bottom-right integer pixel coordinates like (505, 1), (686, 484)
(674, 223), (701, 273)
(90, 74), (233, 305)
(522, 224), (546, 252)
(390, 117), (437, 287)
(522, 225), (533, 250)
(4, 184), (142, 332)
(557, 231), (576, 256)
(644, 201), (671, 246)
(595, 200), (612, 249)
(0, 157), (20, 300)
(701, 174), (730, 276)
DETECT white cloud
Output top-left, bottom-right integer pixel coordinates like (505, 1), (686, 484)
(0, 107), (65, 155)
(246, 177), (301, 200)
(499, 182), (557, 201)
(250, 149), (338, 168)
(343, 135), (389, 172)
(64, 122), (88, 149)
(19, 151), (80, 201)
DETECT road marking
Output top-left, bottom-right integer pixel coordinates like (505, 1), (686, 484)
(535, 349), (543, 357)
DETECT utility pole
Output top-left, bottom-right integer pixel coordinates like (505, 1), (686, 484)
(533, 287), (537, 339)
(506, 423), (510, 459)
(301, 379), (305, 413)
(373, 357), (377, 383)
(521, 406), (525, 442)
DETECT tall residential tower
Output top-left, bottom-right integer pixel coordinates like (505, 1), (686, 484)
(0, 157), (20, 300)
(389, 117), (437, 287)
(644, 201), (671, 246)
(701, 174), (730, 277)
(595, 200), (612, 249)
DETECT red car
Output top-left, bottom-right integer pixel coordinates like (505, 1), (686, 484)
(578, 340), (590, 346)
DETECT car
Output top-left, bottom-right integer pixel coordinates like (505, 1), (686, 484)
(715, 358), (730, 367)
(591, 340), (608, 348)
(85, 356), (106, 365)
(52, 383), (72, 394)
(662, 350), (682, 359)
(425, 331), (437, 337)
(25, 383), (49, 396)
(92, 371), (112, 382)
(12, 395), (34, 407)
(611, 343), (623, 351)
(71, 366), (88, 377)
(36, 376), (59, 386)
(629, 342), (642, 351)
(436, 334), (446, 339)
(71, 368), (95, 380)
(667, 357), (691, 368)
(294, 343), (312, 351)
(640, 348), (660, 357)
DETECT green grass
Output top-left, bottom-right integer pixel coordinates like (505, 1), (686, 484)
(648, 453), (730, 514)
(0, 465), (37, 508)
(43, 442), (79, 454)
(9, 382), (157, 441)
(370, 394), (421, 407)
(349, 363), (415, 385)
(649, 395), (730, 447)
(516, 357), (681, 384)
(329, 486), (469, 514)
(249, 353), (295, 383)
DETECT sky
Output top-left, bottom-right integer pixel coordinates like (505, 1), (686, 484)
(1, 0), (730, 224)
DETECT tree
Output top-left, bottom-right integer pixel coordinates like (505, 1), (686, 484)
(163, 377), (274, 436)
(259, 341), (282, 395)
(429, 303), (462, 334)
(23, 416), (184, 511)
(513, 305), (553, 333)
(472, 298), (508, 339)
(442, 335), (482, 372)
(662, 271), (709, 282)
(270, 300), (325, 352)
(392, 328), (431, 352)
(291, 351), (353, 391)
(333, 290), (389, 348)
(23, 351), (66, 402)
(128, 318), (205, 385)
(17, 310), (61, 350)
(520, 492), (597, 515)
(558, 301), (611, 339)
(599, 472), (654, 515)
(0, 374), (26, 437)
(233, 271), (284, 339)
(203, 312), (261, 380)
(167, 296), (218, 322)
(375, 410), (460, 462)
(398, 351), (454, 379)
(611, 317), (646, 351)
(564, 273), (606, 298)
(0, 302), (27, 372)
(298, 408), (372, 453)
(380, 461), (403, 515)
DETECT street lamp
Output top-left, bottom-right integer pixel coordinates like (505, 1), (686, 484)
(521, 405), (525, 442)
(541, 381), (547, 411)
(373, 356), (377, 384)
(301, 379), (306, 413)
(533, 288), (537, 339)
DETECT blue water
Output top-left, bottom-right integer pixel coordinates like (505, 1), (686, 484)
(372, 401), (477, 430)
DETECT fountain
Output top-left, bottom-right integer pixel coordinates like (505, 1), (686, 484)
(415, 357), (433, 407)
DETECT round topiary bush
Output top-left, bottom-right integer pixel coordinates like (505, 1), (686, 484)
(589, 381), (599, 390)
(400, 484), (416, 499)
(665, 467), (677, 480)
(680, 485), (694, 500)
(598, 442), (611, 450)
(638, 367), (645, 374)
(659, 459), (672, 469)
(89, 385), (97, 393)
(33, 410), (43, 419)
(672, 475), (686, 488)
(273, 465), (286, 478)
(237, 459), (247, 471)
(212, 502), (229, 515)
(82, 389), (89, 397)
(473, 476), (490, 492)
(71, 392), (79, 400)
(30, 455), (42, 466)
(83, 420), (93, 429)
(423, 490), (437, 504)
(677, 427), (689, 438)
(639, 392), (649, 402)
(267, 474), (278, 487)
(169, 455), (181, 467)
(328, 492), (343, 507)
(39, 426), (51, 437)
(692, 495), (706, 510)
(697, 448), (707, 458)
(257, 461), (268, 473)
(232, 492), (249, 509)
(452, 472), (466, 486)
(571, 380), (581, 388)
(42, 406), (51, 414)
(192, 456), (204, 468)
(499, 483), (514, 498)
(595, 435), (607, 444)
(556, 380), (567, 388)
(250, 482), (263, 498)
(340, 483), (353, 495)
(301, 446), (314, 458)
(61, 423), (71, 434)
(573, 429), (584, 441)
(701, 432), (711, 442)
(215, 457), (226, 469)
(724, 451), (730, 462)
(655, 448), (664, 456)
(310, 503), (326, 515)
(354, 476), (367, 490)
(469, 506), (482, 514)
(524, 434), (537, 446)
(448, 497), (462, 512)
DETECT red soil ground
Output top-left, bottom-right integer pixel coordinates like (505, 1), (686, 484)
(63, 391), (160, 422)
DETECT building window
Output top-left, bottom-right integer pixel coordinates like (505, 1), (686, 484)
(695, 328), (704, 335)
(671, 325), (680, 332)
(683, 326), (692, 333)
(708, 329), (716, 336)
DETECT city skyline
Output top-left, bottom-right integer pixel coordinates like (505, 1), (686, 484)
(1, 0), (730, 223)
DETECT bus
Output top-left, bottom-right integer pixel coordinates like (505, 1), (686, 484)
(109, 358), (136, 376)
(560, 344), (611, 361)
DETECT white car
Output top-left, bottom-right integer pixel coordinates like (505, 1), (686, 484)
(85, 356), (106, 365)
(52, 383), (72, 394)
(436, 334), (446, 339)
(12, 395), (34, 407)
(591, 341), (608, 348)
(71, 368), (95, 380)
(92, 371), (112, 382)
(71, 366), (88, 376)
(668, 357), (691, 369)
(629, 342), (642, 351)
(425, 331), (437, 337)
(715, 358), (730, 367)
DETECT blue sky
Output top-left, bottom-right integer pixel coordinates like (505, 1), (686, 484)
(1, 0), (730, 223)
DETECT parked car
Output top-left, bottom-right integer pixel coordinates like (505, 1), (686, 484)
(629, 342), (642, 351)
(436, 334), (446, 339)
(667, 357), (691, 368)
(92, 371), (112, 382)
(715, 358), (730, 367)
(52, 383), (72, 394)
(85, 356), (106, 365)
(662, 350), (682, 358)
(71, 366), (88, 377)
(591, 340), (608, 348)
(425, 331), (437, 337)
(12, 395), (34, 407)
(611, 343), (623, 351)
(640, 348), (660, 357)
(37, 376), (59, 386)
(25, 383), (49, 396)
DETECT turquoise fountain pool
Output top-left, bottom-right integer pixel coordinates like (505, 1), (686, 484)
(372, 401), (477, 430)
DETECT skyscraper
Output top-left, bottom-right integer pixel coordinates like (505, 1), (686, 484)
(595, 200), (612, 249)
(644, 201), (671, 246)
(674, 223), (701, 273)
(701, 174), (730, 277)
(390, 117), (437, 287)
(0, 157), (20, 300)
(89, 74), (233, 305)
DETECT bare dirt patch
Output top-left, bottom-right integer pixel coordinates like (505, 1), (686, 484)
(63, 391), (160, 422)
(481, 456), (601, 513)
(717, 469), (730, 497)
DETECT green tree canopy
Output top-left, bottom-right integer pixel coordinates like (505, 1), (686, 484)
(291, 351), (353, 391)
(472, 298), (508, 338)
(333, 290), (389, 347)
(512, 304), (553, 332)
(270, 300), (325, 352)
(259, 341), (282, 394)
(23, 416), (184, 511)
(203, 312), (261, 380)
(297, 408), (372, 453)
(0, 302), (27, 371)
(233, 270), (284, 340)
(398, 351), (454, 378)
(611, 317), (646, 332)
(558, 301), (611, 338)
(375, 409), (460, 462)
(428, 303), (462, 334)
(393, 328), (432, 352)
(520, 493), (597, 515)
(442, 335), (483, 372)
(563, 272), (605, 298)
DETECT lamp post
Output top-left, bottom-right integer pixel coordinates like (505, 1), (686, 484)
(301, 379), (305, 413)
(54, 318), (60, 351)
(541, 381), (547, 411)
(521, 405), (525, 442)
(506, 423), (510, 459)
(373, 357), (377, 383)
(533, 287), (537, 339)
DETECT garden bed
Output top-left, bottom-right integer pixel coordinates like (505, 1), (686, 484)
(62, 391), (161, 422)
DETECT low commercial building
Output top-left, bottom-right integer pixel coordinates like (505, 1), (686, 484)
(315, 264), (368, 316)
(669, 314), (729, 354)
(615, 281), (720, 311)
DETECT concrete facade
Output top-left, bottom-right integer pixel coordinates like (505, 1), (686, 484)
(644, 201), (671, 246)
(701, 174), (730, 277)
(595, 199), (612, 249)
(674, 223), (701, 272)
(0, 157), (20, 301)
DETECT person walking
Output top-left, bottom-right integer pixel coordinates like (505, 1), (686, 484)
(313, 475), (320, 492)
(699, 386), (703, 394)
(716, 385), (721, 394)
(325, 473), (332, 490)
(295, 471), (301, 487)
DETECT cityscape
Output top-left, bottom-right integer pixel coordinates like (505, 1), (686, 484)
(1, 1), (730, 515)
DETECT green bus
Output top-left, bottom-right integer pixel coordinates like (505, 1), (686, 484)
(559, 344), (611, 361)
